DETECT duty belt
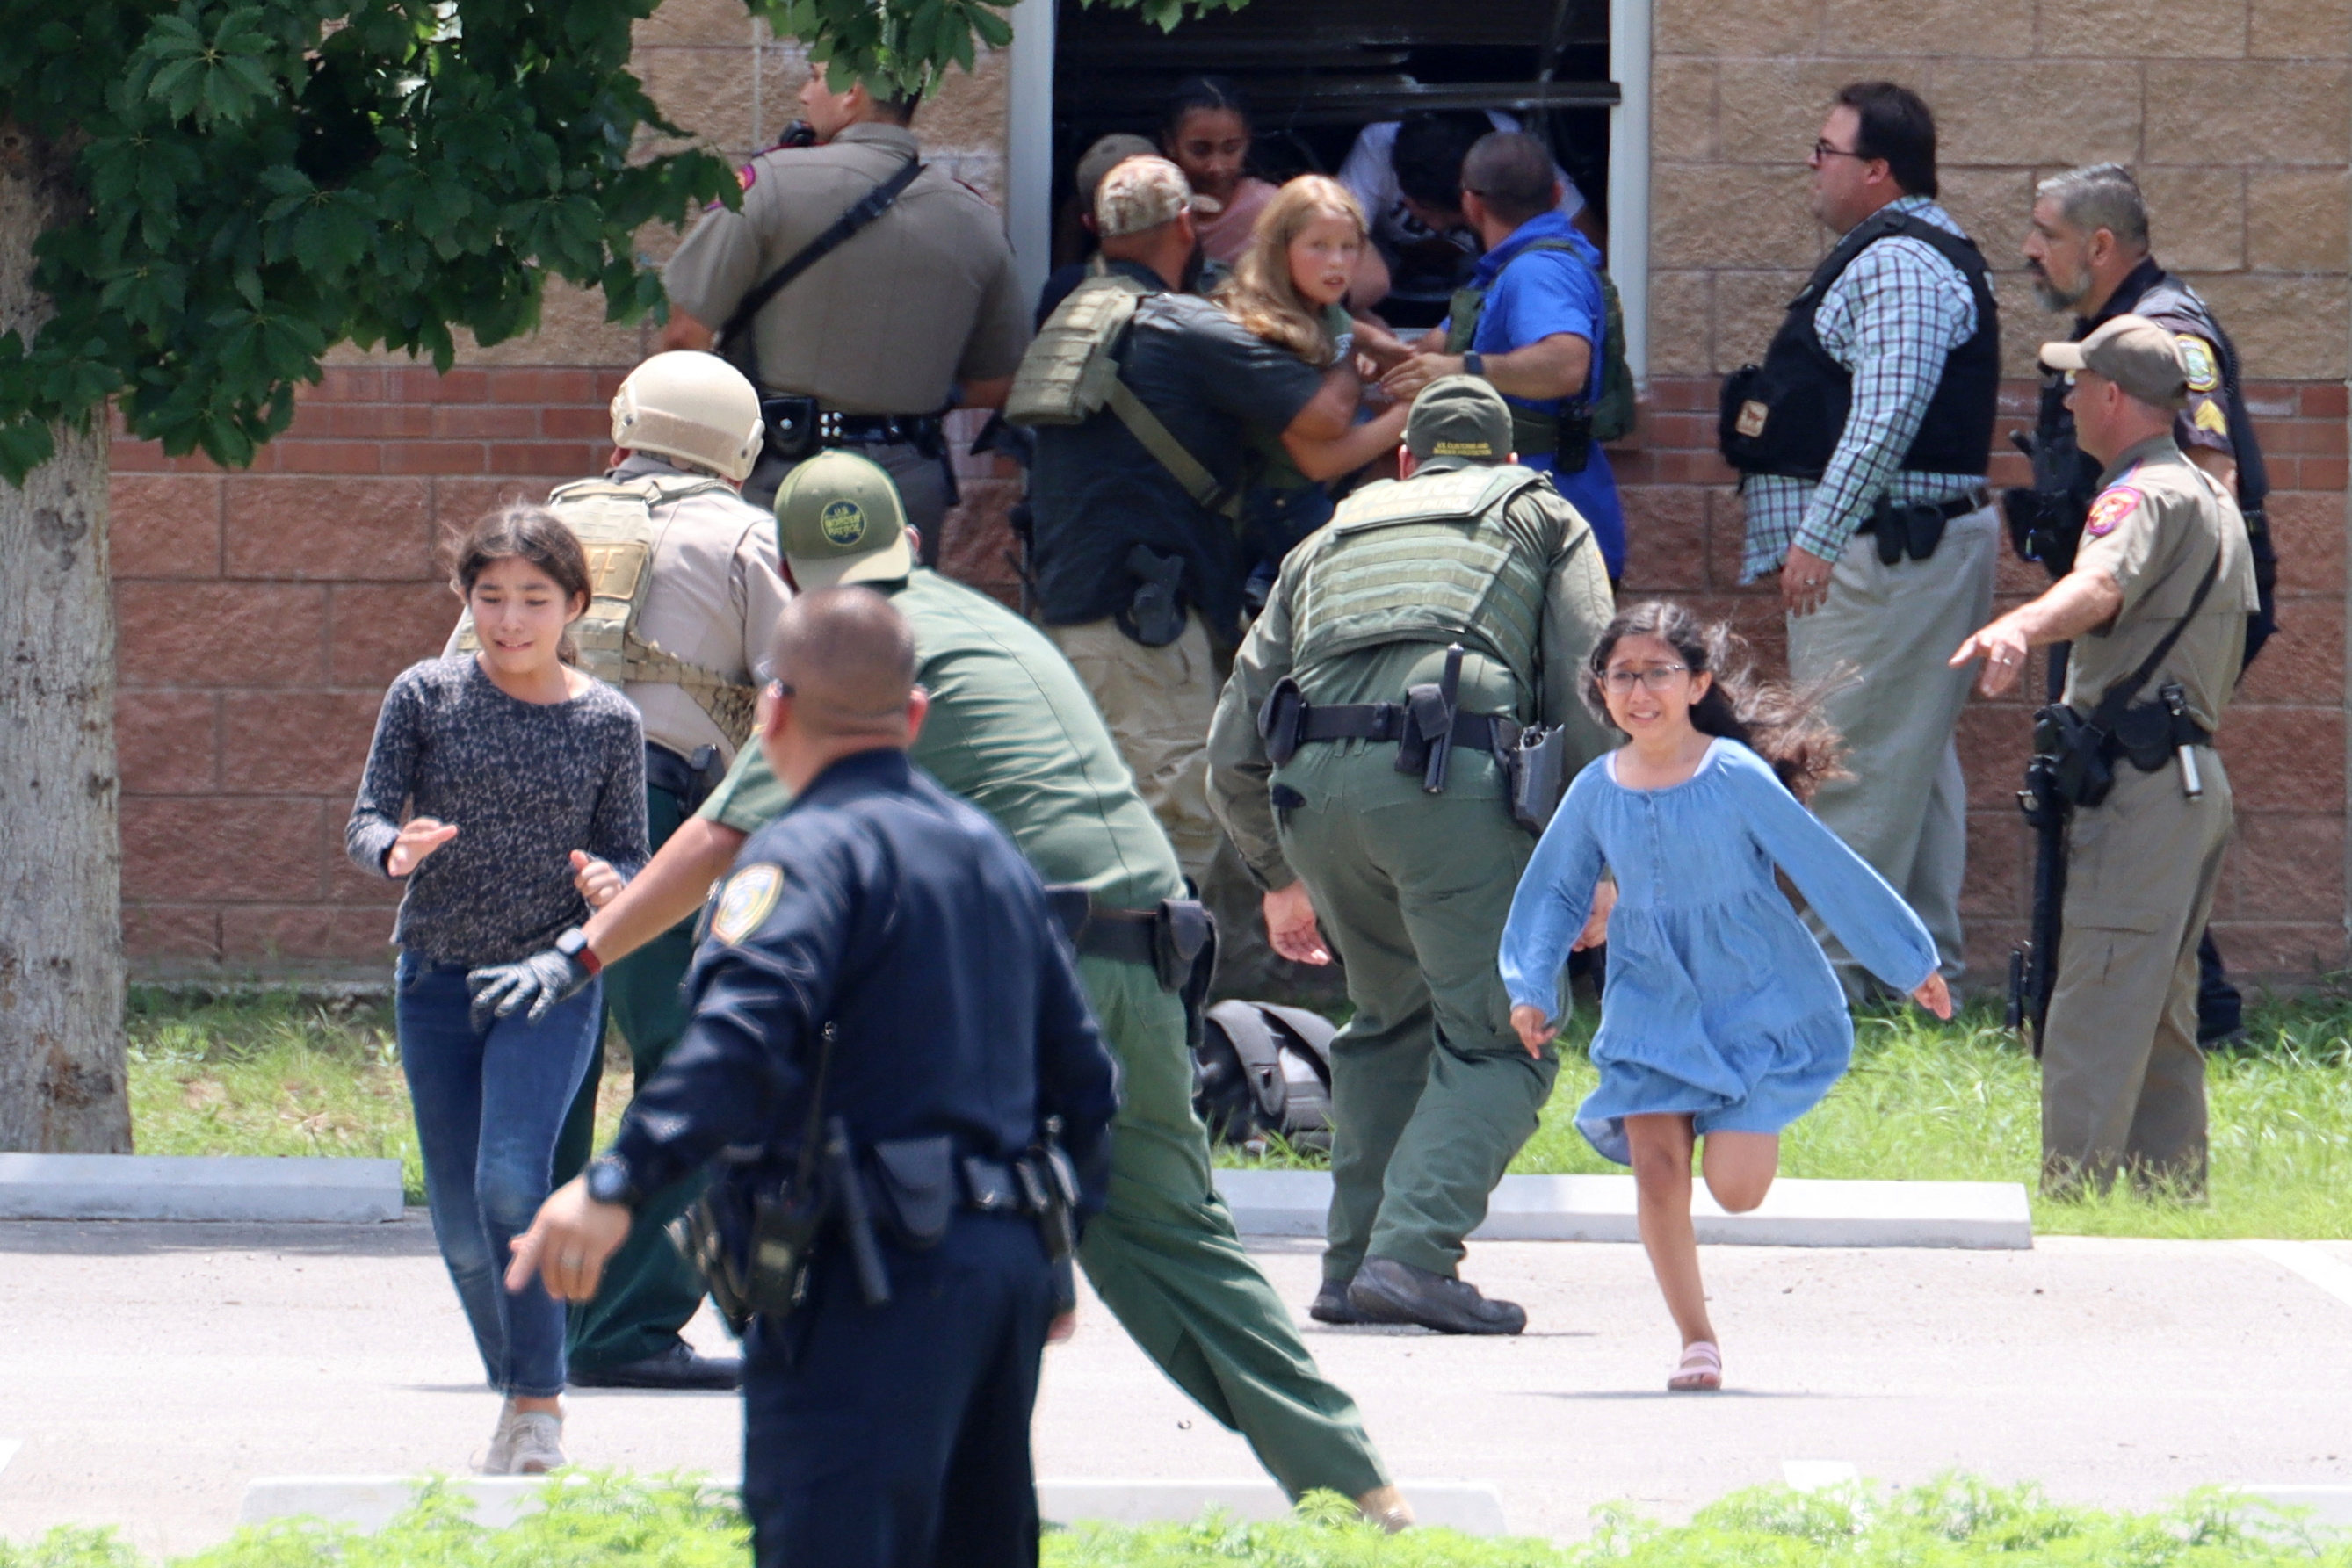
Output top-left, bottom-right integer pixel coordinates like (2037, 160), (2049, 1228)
(1855, 485), (1991, 566)
(643, 741), (726, 816)
(1042, 887), (1215, 995)
(760, 394), (945, 462)
(1292, 703), (1521, 753)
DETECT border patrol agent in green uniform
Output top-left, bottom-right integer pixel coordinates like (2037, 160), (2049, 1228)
(496, 452), (1408, 1527)
(1208, 378), (1616, 1334)
(1952, 317), (2258, 1199)
(451, 352), (790, 1389)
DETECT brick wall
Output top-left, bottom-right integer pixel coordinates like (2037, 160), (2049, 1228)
(106, 0), (2352, 982)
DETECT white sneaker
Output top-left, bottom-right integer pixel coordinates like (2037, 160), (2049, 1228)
(504, 1412), (566, 1475)
(478, 1404), (520, 1474)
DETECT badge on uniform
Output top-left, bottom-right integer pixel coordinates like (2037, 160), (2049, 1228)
(2192, 399), (2229, 437)
(2084, 485), (2142, 538)
(1735, 400), (1769, 438)
(2175, 336), (2219, 394)
(711, 863), (785, 944)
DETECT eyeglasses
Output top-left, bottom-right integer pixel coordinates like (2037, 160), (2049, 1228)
(1601, 664), (1691, 694)
(1811, 139), (1870, 163)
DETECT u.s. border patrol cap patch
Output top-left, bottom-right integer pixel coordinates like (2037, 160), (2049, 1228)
(820, 499), (867, 546)
(2084, 485), (2142, 539)
(2175, 335), (2219, 394)
(711, 863), (784, 944)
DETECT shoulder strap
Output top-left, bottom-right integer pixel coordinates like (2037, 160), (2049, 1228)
(716, 155), (924, 377)
(2088, 546), (2224, 732)
(1104, 375), (1233, 516)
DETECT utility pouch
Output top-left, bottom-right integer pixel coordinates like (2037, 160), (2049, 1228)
(1504, 723), (1571, 834)
(1395, 684), (1446, 777)
(866, 1135), (955, 1250)
(2108, 704), (2176, 774)
(1118, 544), (1188, 647)
(1866, 496), (1948, 566)
(1545, 403), (1596, 475)
(759, 394), (821, 462)
(1152, 898), (1213, 996)
(1257, 677), (1306, 767)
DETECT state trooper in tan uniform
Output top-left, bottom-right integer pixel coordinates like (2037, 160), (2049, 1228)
(451, 352), (792, 1385)
(657, 69), (1031, 552)
(1952, 316), (2258, 1198)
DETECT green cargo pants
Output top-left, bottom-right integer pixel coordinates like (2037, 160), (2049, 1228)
(552, 783), (713, 1371)
(1075, 952), (1387, 1500)
(1275, 755), (1559, 1283)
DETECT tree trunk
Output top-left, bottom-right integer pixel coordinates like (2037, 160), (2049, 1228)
(0, 119), (130, 1153)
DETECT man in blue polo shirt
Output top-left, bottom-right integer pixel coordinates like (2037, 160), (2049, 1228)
(1381, 132), (1626, 580)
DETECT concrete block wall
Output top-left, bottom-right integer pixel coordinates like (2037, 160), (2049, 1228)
(105, 0), (2352, 984)
(1638, 0), (2352, 980)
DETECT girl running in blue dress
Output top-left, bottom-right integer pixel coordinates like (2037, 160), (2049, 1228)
(1500, 602), (1950, 1391)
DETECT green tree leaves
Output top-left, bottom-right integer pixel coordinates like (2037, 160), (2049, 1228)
(0, 0), (738, 481)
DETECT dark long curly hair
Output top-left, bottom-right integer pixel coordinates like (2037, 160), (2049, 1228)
(1583, 601), (1848, 801)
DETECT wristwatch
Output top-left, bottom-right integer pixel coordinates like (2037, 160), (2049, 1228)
(1462, 350), (1487, 379)
(584, 1153), (641, 1210)
(554, 926), (603, 976)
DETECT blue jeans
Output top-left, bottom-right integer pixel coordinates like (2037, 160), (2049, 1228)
(395, 954), (601, 1398)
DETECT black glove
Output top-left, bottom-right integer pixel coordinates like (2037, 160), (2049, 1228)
(467, 947), (593, 1026)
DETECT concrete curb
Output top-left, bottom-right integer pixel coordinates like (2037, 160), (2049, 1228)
(0, 1154), (404, 1223)
(1214, 1170), (2033, 1249)
(237, 1476), (1509, 1535)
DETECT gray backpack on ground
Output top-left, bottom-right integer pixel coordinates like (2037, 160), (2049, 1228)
(1193, 1001), (1338, 1153)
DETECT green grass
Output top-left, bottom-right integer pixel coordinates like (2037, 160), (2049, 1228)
(125, 987), (633, 1208)
(1221, 999), (2352, 1240)
(6, 1476), (2350, 1567)
(125, 986), (2352, 1238)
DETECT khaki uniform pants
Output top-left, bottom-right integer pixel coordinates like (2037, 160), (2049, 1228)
(1075, 956), (1387, 1499)
(1786, 507), (1999, 988)
(1277, 761), (1559, 1283)
(1050, 611), (1225, 884)
(2040, 751), (2231, 1196)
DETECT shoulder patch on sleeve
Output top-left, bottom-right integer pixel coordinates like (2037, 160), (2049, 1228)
(711, 863), (785, 944)
(2175, 335), (2219, 393)
(2083, 485), (2143, 539)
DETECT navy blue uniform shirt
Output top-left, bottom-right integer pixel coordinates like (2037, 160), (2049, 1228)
(609, 748), (1119, 1221)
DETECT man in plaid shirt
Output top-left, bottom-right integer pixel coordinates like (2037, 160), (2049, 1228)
(1728, 82), (2001, 994)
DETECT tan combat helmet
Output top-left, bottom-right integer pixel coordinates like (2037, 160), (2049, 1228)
(610, 351), (764, 481)
(774, 451), (915, 590)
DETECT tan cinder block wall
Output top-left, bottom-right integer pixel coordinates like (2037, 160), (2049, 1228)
(1650, 0), (2352, 380)
(1634, 0), (2352, 982)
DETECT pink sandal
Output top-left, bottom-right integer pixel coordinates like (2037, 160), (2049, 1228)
(1668, 1340), (1722, 1391)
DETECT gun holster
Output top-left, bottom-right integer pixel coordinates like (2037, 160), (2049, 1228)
(1257, 677), (1306, 767)
(2031, 704), (2115, 810)
(1865, 495), (1950, 566)
(759, 394), (822, 462)
(1117, 545), (1190, 647)
(1504, 724), (1571, 834)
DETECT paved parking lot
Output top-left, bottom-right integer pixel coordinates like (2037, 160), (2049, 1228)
(3, 1218), (2348, 1553)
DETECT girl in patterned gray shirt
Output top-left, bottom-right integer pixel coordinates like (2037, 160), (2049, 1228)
(347, 507), (647, 1474)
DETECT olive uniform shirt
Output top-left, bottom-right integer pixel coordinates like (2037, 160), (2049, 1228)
(699, 567), (1183, 913)
(2061, 435), (2259, 733)
(440, 455), (792, 767)
(1207, 466), (1618, 892)
(663, 123), (1031, 414)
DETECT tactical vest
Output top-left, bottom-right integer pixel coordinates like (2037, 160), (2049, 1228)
(452, 475), (759, 747)
(2033, 265), (2271, 540)
(1290, 466), (1552, 690)
(1008, 273), (1237, 519)
(1444, 238), (1637, 462)
(1719, 209), (2001, 480)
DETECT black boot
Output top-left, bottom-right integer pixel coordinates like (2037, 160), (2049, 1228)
(568, 1340), (742, 1391)
(1346, 1255), (1525, 1335)
(2196, 929), (2244, 1046)
(1309, 1278), (1365, 1325)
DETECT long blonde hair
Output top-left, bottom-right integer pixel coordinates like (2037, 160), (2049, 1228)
(1216, 175), (1365, 365)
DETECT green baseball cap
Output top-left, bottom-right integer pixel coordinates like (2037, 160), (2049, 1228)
(773, 451), (914, 590)
(1405, 375), (1513, 466)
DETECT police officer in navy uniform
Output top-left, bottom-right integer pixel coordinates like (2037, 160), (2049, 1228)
(2015, 162), (2277, 1042)
(510, 587), (1119, 1568)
